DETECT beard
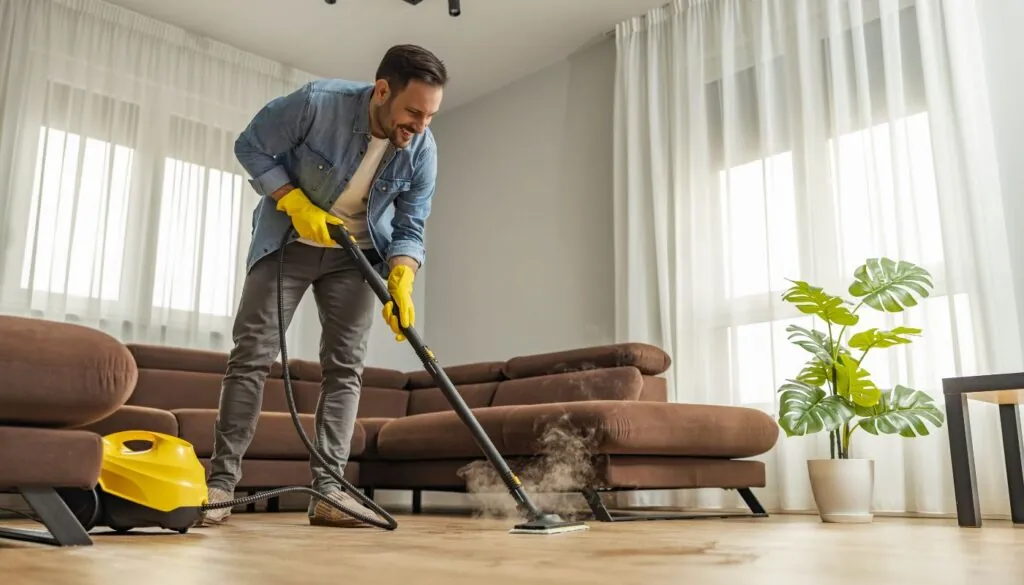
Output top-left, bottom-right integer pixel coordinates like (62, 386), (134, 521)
(373, 103), (416, 149)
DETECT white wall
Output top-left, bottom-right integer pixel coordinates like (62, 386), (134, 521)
(975, 0), (1024, 341)
(423, 37), (618, 365)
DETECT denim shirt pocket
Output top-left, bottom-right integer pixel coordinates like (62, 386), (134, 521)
(294, 143), (336, 196)
(374, 177), (411, 198)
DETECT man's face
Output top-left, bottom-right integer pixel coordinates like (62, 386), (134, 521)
(372, 79), (443, 148)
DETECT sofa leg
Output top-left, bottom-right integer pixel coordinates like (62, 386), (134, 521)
(364, 487), (375, 501)
(412, 490), (422, 514)
(580, 487), (769, 522)
(736, 487), (767, 516)
(0, 487), (93, 547)
(267, 496), (280, 513)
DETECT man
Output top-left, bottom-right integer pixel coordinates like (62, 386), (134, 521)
(198, 44), (446, 527)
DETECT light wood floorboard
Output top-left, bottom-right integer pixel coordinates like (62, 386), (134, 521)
(2, 512), (1022, 584)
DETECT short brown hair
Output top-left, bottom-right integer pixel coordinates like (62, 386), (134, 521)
(375, 44), (448, 92)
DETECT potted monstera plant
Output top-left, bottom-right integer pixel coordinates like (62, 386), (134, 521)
(776, 257), (946, 523)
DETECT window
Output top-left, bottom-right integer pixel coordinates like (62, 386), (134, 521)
(720, 112), (978, 407)
(719, 151), (800, 299)
(17, 92), (251, 326)
(830, 112), (945, 277)
(19, 83), (138, 302)
(150, 157), (245, 317)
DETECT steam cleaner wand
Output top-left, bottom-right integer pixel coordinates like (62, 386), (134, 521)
(326, 223), (589, 535)
(200, 224), (589, 534)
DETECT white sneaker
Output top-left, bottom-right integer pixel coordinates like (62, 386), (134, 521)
(196, 487), (234, 526)
(308, 490), (376, 528)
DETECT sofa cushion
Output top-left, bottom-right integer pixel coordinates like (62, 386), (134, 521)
(501, 401), (778, 458)
(127, 343), (285, 378)
(406, 361), (506, 389)
(0, 315), (137, 428)
(593, 455), (767, 490)
(196, 459), (359, 489)
(639, 376), (668, 402)
(287, 358), (408, 389)
(0, 426), (103, 488)
(361, 456), (767, 492)
(376, 401), (777, 460)
(502, 342), (671, 379)
(356, 417), (392, 459)
(407, 382), (499, 416)
(490, 367), (643, 407)
(376, 407), (517, 460)
(127, 369), (321, 414)
(355, 388), (410, 419)
(76, 405), (179, 437)
(173, 409), (366, 459)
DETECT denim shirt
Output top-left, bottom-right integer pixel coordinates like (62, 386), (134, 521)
(234, 78), (436, 276)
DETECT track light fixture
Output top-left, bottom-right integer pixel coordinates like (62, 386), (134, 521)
(323, 0), (459, 17)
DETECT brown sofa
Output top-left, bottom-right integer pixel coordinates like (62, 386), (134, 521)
(0, 315), (138, 547)
(79, 340), (779, 521)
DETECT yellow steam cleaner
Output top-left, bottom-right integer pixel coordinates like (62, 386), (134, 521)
(49, 223), (588, 539)
(57, 431), (208, 534)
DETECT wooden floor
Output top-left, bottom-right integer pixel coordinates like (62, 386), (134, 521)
(2, 511), (1023, 585)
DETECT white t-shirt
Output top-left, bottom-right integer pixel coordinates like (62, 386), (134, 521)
(299, 136), (389, 248)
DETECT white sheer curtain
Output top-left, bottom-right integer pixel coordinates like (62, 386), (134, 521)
(0, 0), (318, 351)
(613, 0), (1024, 518)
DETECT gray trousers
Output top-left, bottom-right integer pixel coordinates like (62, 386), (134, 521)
(206, 242), (377, 496)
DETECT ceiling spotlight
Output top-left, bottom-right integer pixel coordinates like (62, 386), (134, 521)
(448, 0), (460, 16)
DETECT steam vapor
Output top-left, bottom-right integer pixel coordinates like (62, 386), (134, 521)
(457, 412), (599, 520)
(456, 360), (631, 519)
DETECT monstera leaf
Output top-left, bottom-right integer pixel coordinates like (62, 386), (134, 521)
(777, 380), (856, 437)
(786, 325), (834, 363)
(782, 280), (859, 326)
(848, 258), (933, 313)
(834, 354), (882, 407)
(848, 326), (922, 350)
(796, 358), (831, 387)
(855, 385), (946, 437)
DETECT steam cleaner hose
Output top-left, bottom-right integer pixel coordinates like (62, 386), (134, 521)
(198, 229), (398, 530)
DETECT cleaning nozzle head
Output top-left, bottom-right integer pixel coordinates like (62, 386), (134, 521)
(509, 513), (590, 535)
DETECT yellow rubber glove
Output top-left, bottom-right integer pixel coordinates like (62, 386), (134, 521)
(276, 188), (343, 246)
(383, 265), (415, 341)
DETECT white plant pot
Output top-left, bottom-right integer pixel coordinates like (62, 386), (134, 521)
(807, 458), (875, 523)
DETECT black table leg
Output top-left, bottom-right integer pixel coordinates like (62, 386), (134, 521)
(945, 392), (981, 527)
(999, 404), (1024, 524)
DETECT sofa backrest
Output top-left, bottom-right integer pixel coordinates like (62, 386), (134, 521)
(404, 361), (506, 416)
(122, 341), (670, 418)
(401, 342), (671, 415)
(124, 344), (323, 415)
(500, 342), (671, 380)
(490, 366), (646, 406)
(286, 358), (410, 418)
